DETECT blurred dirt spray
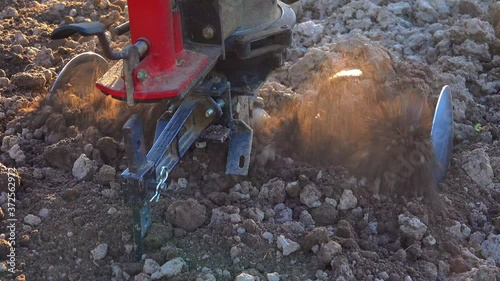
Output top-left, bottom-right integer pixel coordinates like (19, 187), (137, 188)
(260, 37), (439, 199)
(40, 61), (168, 146)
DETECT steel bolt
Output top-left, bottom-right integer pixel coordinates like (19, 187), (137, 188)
(202, 26), (215, 40)
(205, 108), (214, 118)
(136, 69), (149, 82)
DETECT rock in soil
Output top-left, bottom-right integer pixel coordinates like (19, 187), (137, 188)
(166, 199), (207, 232)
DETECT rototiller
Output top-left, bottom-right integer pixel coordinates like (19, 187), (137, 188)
(48, 0), (454, 261)
(50, 0), (298, 259)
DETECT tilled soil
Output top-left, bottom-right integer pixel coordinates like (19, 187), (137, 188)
(0, 1), (499, 281)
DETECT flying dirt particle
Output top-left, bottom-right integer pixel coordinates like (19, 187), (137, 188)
(259, 37), (439, 199)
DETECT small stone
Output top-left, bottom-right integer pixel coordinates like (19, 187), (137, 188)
(438, 260), (450, 277)
(266, 272), (280, 281)
(69, 8), (77, 17)
(23, 214), (41, 226)
(398, 214), (428, 240)
(101, 189), (117, 199)
(285, 181), (300, 198)
(2, 6), (18, 18)
(422, 235), (436, 247)
(96, 137), (119, 163)
(274, 203), (292, 223)
(235, 273), (256, 281)
(447, 220), (471, 241)
(395, 249), (407, 262)
(303, 227), (329, 251)
(166, 199), (206, 232)
(91, 243), (108, 260)
(407, 243), (423, 260)
(134, 273), (151, 281)
(10, 72), (46, 91)
(178, 178), (188, 189)
(336, 220), (355, 238)
(9, 144), (26, 164)
(143, 223), (173, 251)
(0, 77), (9, 88)
(458, 0), (483, 18)
(296, 20), (324, 47)
(337, 189), (358, 210)
(481, 234), (500, 264)
(38, 208), (49, 218)
(259, 178), (286, 204)
(316, 241), (342, 265)
(32, 168), (44, 180)
(311, 203), (338, 226)
(143, 259), (160, 275)
(449, 257), (470, 273)
(299, 210), (315, 226)
(461, 148), (494, 188)
(72, 154), (98, 181)
(276, 235), (300, 256)
(151, 257), (186, 279)
(15, 32), (28, 46)
(53, 3), (65, 11)
(94, 165), (116, 185)
(107, 207), (117, 215)
(262, 232), (274, 244)
(210, 206), (241, 224)
(62, 188), (80, 202)
(300, 183), (322, 208)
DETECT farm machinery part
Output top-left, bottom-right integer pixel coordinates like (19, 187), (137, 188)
(50, 0), (297, 260)
(49, 0), (454, 261)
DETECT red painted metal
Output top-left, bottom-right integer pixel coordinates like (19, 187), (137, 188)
(173, 9), (184, 55)
(96, 0), (209, 101)
(127, 0), (175, 71)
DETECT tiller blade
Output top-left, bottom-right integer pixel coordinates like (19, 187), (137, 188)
(49, 52), (109, 99)
(431, 85), (454, 183)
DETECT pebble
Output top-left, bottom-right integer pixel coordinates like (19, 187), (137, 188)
(178, 178), (188, 189)
(461, 148), (494, 189)
(481, 234), (500, 264)
(15, 32), (28, 46)
(166, 199), (206, 232)
(32, 168), (44, 180)
(94, 165), (116, 185)
(276, 235), (300, 256)
(316, 240), (342, 265)
(9, 144), (26, 164)
(337, 189), (358, 210)
(107, 207), (117, 215)
(143, 259), (160, 275)
(300, 183), (322, 208)
(38, 208), (49, 219)
(422, 235), (436, 247)
(91, 243), (108, 260)
(398, 214), (428, 241)
(262, 232), (274, 244)
(259, 178), (286, 204)
(447, 220), (471, 241)
(285, 181), (300, 198)
(151, 257), (186, 279)
(235, 273), (256, 281)
(210, 206), (241, 224)
(24, 214), (41, 226)
(267, 272), (280, 281)
(72, 154), (98, 181)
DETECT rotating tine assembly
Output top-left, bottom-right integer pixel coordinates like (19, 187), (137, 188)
(50, 0), (297, 259)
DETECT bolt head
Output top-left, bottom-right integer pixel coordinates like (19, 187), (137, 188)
(202, 26), (215, 40)
(136, 69), (149, 82)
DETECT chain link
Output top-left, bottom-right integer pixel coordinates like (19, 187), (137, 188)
(150, 166), (168, 202)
